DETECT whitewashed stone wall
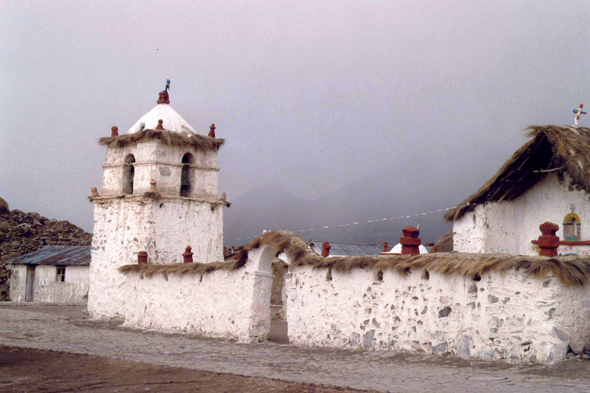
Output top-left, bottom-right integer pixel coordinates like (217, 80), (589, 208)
(9, 264), (89, 304)
(88, 197), (224, 320)
(117, 246), (273, 342)
(108, 240), (590, 364)
(101, 142), (219, 198)
(285, 265), (590, 364)
(454, 173), (590, 255)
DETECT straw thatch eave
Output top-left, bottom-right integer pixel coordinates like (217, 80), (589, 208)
(99, 129), (224, 151)
(119, 229), (590, 287)
(445, 125), (590, 222)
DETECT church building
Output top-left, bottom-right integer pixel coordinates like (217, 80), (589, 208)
(446, 125), (590, 256)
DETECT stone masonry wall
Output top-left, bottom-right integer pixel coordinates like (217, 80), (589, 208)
(285, 265), (590, 365)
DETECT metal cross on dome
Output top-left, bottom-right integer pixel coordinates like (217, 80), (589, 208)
(165, 79), (171, 92)
(573, 104), (586, 127)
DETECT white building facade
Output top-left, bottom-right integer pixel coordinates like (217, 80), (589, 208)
(448, 125), (590, 256)
(453, 173), (590, 256)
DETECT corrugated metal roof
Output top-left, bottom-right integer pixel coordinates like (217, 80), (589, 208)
(309, 240), (383, 257)
(5, 246), (91, 266)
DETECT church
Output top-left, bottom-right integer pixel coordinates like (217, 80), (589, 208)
(85, 88), (590, 365)
(446, 125), (590, 256)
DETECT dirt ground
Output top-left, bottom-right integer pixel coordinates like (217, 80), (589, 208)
(2, 304), (590, 392)
(0, 345), (373, 393)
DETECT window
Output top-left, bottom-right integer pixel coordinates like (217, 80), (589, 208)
(563, 213), (581, 241)
(123, 154), (136, 195)
(56, 267), (66, 283)
(180, 153), (195, 197)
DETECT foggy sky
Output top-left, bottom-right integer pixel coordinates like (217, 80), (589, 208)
(1, 1), (589, 233)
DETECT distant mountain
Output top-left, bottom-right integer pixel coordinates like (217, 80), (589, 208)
(223, 184), (313, 243)
(224, 160), (475, 247)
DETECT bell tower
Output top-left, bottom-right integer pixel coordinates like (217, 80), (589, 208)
(88, 84), (228, 319)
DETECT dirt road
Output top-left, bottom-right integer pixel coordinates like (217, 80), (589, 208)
(0, 345), (370, 392)
(1, 304), (590, 392)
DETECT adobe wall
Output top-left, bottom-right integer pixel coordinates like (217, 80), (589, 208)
(9, 264), (89, 304)
(454, 173), (590, 255)
(88, 197), (223, 320)
(285, 265), (590, 364)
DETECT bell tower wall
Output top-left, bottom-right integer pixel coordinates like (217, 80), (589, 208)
(100, 142), (219, 198)
(88, 196), (224, 319)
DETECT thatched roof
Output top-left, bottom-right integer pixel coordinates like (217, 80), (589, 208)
(445, 125), (590, 221)
(99, 129), (224, 151)
(120, 229), (590, 287)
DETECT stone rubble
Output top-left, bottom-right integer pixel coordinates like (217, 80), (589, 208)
(0, 208), (92, 260)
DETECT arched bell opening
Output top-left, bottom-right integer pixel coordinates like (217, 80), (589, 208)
(123, 154), (136, 195)
(180, 153), (195, 197)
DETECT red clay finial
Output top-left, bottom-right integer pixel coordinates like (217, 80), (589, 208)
(157, 91), (170, 104)
(382, 242), (389, 253)
(183, 246), (194, 263)
(538, 222), (560, 257)
(138, 251), (148, 265)
(111, 126), (119, 137)
(400, 226), (421, 255)
(208, 124), (216, 138)
(322, 241), (331, 258)
(155, 119), (164, 130)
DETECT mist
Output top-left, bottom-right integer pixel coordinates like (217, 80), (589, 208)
(1, 1), (589, 244)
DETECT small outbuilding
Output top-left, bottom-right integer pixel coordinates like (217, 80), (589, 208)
(7, 246), (91, 304)
(446, 125), (590, 255)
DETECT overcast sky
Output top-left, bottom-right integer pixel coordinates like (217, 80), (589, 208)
(1, 1), (589, 232)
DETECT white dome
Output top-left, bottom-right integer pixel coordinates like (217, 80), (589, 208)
(127, 103), (196, 134)
(389, 243), (429, 254)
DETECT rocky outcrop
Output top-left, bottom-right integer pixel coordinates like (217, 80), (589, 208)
(0, 197), (9, 217)
(0, 209), (92, 260)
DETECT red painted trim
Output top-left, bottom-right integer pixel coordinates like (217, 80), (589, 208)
(560, 240), (590, 245)
(531, 240), (590, 246)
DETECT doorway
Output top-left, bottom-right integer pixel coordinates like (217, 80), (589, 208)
(25, 265), (36, 302)
(268, 258), (289, 344)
